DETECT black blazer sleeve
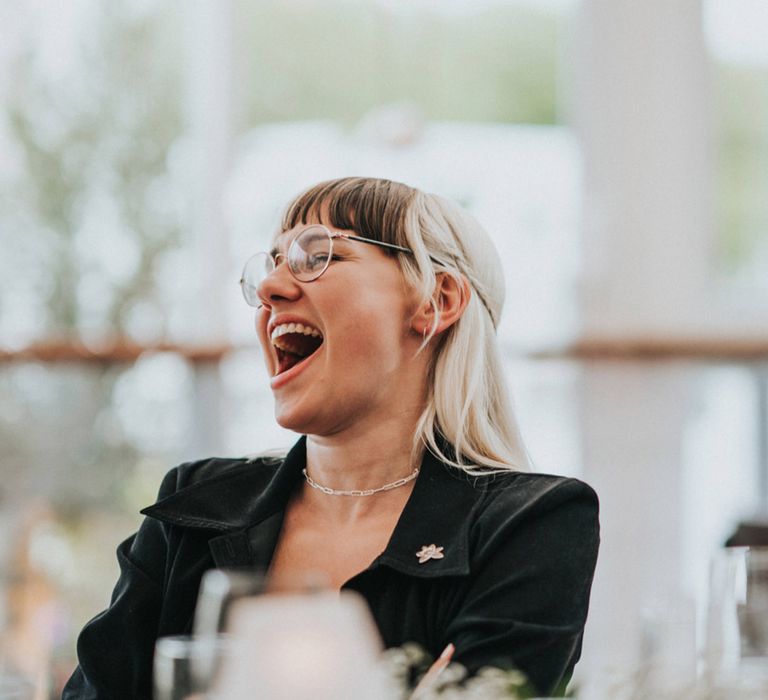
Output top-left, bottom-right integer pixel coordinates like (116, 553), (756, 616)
(444, 478), (600, 695)
(62, 468), (181, 700)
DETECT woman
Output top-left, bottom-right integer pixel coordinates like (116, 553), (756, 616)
(63, 177), (599, 698)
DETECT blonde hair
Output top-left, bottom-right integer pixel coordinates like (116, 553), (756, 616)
(282, 177), (530, 474)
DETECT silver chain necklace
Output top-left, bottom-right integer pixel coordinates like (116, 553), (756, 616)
(302, 467), (420, 497)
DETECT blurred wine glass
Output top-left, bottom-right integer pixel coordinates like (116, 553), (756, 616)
(154, 569), (331, 699)
(153, 634), (230, 700)
(636, 592), (698, 698)
(215, 590), (389, 700)
(191, 568), (390, 700)
(192, 569), (329, 684)
(705, 547), (768, 697)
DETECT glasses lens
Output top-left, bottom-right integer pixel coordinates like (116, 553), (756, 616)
(240, 252), (272, 306)
(289, 226), (332, 281)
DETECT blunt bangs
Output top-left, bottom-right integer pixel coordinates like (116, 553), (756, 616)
(281, 177), (417, 251)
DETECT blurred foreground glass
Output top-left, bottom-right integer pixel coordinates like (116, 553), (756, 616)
(193, 569), (329, 652)
(706, 547), (768, 697)
(637, 593), (698, 698)
(217, 590), (388, 699)
(153, 635), (230, 700)
(191, 568), (389, 700)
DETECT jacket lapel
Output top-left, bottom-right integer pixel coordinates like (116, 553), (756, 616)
(141, 438), (307, 531)
(373, 448), (475, 578)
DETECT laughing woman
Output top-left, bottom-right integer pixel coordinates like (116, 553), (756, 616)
(63, 177), (599, 698)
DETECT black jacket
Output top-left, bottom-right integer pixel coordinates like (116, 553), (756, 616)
(63, 437), (599, 698)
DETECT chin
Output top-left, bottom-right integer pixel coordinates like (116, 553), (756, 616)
(273, 401), (322, 435)
(274, 395), (358, 437)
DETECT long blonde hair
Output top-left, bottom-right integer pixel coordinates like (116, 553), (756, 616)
(282, 177), (530, 474)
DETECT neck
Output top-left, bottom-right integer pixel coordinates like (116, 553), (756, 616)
(302, 411), (424, 520)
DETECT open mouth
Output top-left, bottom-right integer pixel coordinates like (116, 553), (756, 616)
(271, 322), (324, 375)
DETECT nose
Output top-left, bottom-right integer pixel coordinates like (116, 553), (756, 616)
(256, 256), (302, 308)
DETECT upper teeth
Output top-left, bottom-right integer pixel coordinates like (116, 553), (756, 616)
(271, 323), (323, 341)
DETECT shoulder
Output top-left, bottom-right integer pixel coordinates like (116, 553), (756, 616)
(465, 470), (599, 545)
(142, 454), (287, 530)
(143, 438), (308, 530)
(155, 454), (284, 499)
(479, 471), (598, 513)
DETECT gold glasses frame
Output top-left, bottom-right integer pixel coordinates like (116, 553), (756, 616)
(239, 224), (415, 308)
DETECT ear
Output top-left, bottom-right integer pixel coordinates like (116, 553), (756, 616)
(411, 273), (471, 336)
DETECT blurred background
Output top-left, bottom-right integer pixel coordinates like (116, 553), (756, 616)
(1, 0), (767, 696)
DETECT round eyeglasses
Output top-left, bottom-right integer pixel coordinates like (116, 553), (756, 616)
(239, 224), (414, 307)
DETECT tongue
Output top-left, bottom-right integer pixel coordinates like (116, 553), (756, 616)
(275, 333), (323, 374)
(277, 350), (304, 374)
(275, 332), (322, 358)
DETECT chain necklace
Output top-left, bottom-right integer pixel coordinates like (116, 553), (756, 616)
(302, 467), (420, 497)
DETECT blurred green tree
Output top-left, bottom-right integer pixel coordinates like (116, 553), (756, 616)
(234, 0), (562, 127)
(2, 3), (184, 341)
(713, 62), (768, 273)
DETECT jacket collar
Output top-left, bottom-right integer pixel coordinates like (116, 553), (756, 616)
(143, 436), (478, 578)
(142, 439), (308, 531)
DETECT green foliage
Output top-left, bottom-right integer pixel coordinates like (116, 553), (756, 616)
(3, 3), (184, 339)
(235, 0), (563, 128)
(712, 61), (768, 273)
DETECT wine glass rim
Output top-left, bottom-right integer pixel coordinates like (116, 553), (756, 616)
(717, 545), (768, 565)
(155, 634), (232, 654)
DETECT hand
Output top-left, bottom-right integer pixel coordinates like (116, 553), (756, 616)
(410, 643), (455, 699)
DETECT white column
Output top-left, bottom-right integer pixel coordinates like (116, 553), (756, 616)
(184, 0), (234, 455)
(575, 363), (696, 691)
(571, 0), (714, 337)
(569, 3), (711, 691)
(185, 0), (234, 340)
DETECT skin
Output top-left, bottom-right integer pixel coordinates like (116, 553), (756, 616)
(255, 219), (469, 589)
